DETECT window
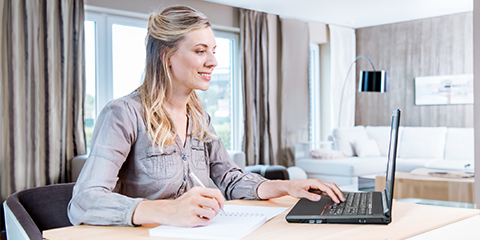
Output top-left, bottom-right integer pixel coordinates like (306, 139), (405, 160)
(111, 23), (147, 99)
(197, 30), (242, 150)
(84, 9), (242, 151)
(84, 12), (147, 150)
(84, 20), (96, 148)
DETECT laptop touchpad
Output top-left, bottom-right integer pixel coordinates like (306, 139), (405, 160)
(290, 197), (332, 215)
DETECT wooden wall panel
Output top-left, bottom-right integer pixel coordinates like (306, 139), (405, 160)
(355, 12), (473, 127)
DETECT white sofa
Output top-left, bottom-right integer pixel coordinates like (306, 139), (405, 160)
(295, 126), (474, 187)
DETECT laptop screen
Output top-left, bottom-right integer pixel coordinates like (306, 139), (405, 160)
(384, 109), (401, 212)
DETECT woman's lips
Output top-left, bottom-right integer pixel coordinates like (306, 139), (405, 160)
(198, 72), (211, 81)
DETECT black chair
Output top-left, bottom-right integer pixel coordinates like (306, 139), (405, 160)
(245, 165), (290, 180)
(3, 183), (74, 240)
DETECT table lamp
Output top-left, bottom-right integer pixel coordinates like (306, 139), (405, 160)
(338, 55), (389, 127)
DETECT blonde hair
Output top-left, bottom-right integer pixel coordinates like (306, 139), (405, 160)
(139, 6), (217, 149)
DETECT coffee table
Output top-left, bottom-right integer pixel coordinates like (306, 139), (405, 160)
(375, 168), (474, 203)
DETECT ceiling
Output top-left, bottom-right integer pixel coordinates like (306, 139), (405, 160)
(202, 0), (473, 29)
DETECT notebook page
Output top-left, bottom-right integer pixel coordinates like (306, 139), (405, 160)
(148, 205), (288, 240)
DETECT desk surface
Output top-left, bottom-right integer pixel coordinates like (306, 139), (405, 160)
(408, 215), (480, 239)
(44, 196), (479, 240)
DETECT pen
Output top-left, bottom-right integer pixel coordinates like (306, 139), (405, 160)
(189, 171), (226, 214)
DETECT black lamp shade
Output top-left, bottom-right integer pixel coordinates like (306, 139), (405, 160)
(359, 70), (389, 92)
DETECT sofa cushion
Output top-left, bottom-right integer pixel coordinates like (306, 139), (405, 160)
(353, 139), (381, 157)
(365, 126), (404, 157)
(398, 127), (447, 159)
(365, 126), (390, 156)
(332, 126), (369, 157)
(296, 157), (387, 177)
(444, 128), (474, 160)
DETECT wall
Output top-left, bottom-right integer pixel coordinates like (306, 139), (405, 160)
(355, 12), (473, 127)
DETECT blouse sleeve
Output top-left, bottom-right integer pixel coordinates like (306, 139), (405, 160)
(67, 98), (143, 226)
(206, 117), (268, 200)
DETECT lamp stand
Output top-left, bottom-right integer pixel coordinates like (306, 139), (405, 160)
(337, 55), (376, 127)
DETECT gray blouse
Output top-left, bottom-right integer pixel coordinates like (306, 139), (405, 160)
(67, 91), (267, 226)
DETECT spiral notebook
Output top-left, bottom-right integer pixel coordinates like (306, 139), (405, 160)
(148, 205), (288, 240)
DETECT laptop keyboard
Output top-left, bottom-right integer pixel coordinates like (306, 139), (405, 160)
(323, 192), (373, 216)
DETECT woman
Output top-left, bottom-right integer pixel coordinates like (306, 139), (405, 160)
(68, 5), (344, 227)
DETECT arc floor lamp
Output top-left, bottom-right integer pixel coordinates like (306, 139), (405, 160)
(338, 55), (389, 127)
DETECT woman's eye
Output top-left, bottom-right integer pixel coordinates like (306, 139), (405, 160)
(196, 50), (205, 54)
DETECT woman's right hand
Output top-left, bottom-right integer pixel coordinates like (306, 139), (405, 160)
(132, 186), (226, 227)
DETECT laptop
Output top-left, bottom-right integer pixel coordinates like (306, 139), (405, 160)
(286, 109), (401, 225)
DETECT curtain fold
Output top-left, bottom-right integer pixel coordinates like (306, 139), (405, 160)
(0, 0), (86, 202)
(240, 10), (310, 167)
(240, 9), (279, 166)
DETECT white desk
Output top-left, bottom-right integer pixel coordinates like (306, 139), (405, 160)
(43, 196), (480, 240)
(408, 215), (480, 239)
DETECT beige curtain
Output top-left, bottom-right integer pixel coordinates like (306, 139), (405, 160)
(329, 25), (356, 128)
(240, 10), (310, 167)
(240, 9), (280, 166)
(0, 0), (86, 203)
(279, 19), (310, 167)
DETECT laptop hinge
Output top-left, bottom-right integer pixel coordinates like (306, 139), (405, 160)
(381, 190), (389, 215)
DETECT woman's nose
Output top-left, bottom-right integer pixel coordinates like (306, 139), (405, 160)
(206, 52), (218, 68)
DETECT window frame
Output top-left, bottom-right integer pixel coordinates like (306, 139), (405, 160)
(309, 44), (321, 143)
(85, 11), (147, 115)
(212, 29), (243, 151)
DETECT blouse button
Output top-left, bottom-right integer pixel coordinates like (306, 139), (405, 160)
(182, 155), (187, 161)
(183, 176), (187, 181)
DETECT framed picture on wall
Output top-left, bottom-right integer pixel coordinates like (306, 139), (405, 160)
(414, 74), (473, 105)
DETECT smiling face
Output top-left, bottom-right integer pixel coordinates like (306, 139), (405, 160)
(168, 26), (218, 94)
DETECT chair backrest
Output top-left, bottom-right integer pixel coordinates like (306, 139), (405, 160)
(4, 183), (74, 240)
(244, 165), (290, 180)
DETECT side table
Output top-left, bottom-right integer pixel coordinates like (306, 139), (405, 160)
(375, 170), (474, 203)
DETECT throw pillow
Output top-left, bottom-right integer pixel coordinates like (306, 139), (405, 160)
(332, 126), (369, 157)
(353, 139), (381, 157)
(310, 148), (346, 159)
